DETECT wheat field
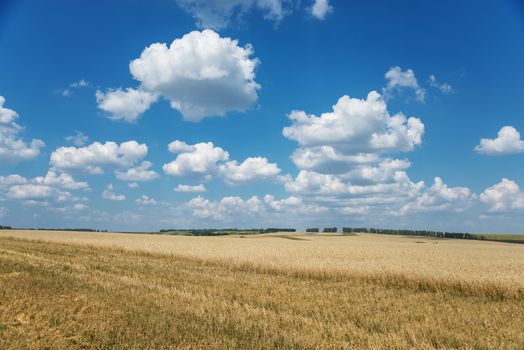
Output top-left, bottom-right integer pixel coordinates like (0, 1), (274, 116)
(0, 230), (523, 349)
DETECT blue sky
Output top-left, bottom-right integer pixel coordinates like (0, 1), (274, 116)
(1, 0), (524, 232)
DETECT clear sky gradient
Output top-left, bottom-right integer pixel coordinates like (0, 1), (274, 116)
(1, 0), (524, 232)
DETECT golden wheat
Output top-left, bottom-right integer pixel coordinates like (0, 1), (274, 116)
(0, 231), (523, 349)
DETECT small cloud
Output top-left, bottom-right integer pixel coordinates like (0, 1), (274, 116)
(428, 75), (453, 94)
(310, 0), (333, 20)
(56, 79), (91, 97)
(65, 131), (89, 147)
(174, 184), (207, 193)
(102, 184), (126, 201)
(383, 66), (425, 102)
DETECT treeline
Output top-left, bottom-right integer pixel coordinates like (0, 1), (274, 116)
(306, 227), (338, 233)
(342, 227), (486, 240)
(0, 225), (12, 230)
(8, 228), (107, 232)
(159, 228), (296, 236)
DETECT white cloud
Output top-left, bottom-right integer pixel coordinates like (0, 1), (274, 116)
(428, 75), (452, 94)
(219, 157), (281, 184)
(65, 131), (89, 147)
(475, 126), (524, 156)
(0, 175), (28, 186)
(345, 159), (411, 184)
(56, 79), (91, 97)
(115, 161), (159, 182)
(7, 184), (55, 200)
(50, 140), (148, 174)
(175, 0), (290, 29)
(310, 0), (332, 20)
(187, 195), (264, 220)
(0, 171), (88, 206)
(0, 96), (45, 162)
(102, 184), (126, 201)
(135, 195), (158, 205)
(480, 178), (524, 212)
(290, 146), (379, 174)
(163, 141), (229, 179)
(187, 194), (327, 221)
(118, 29), (260, 122)
(283, 91), (424, 157)
(383, 66), (425, 102)
(96, 88), (158, 122)
(263, 194), (302, 211)
(163, 140), (282, 184)
(285, 170), (347, 195)
(128, 182), (139, 188)
(174, 184), (207, 193)
(397, 177), (474, 215)
(33, 170), (89, 190)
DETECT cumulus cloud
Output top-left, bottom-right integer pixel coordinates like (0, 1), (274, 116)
(475, 126), (524, 156)
(175, 0), (290, 29)
(283, 91), (424, 159)
(187, 195), (264, 220)
(174, 184), (207, 193)
(0, 96), (45, 162)
(99, 30), (261, 123)
(0, 171), (88, 205)
(285, 171), (347, 195)
(383, 66), (425, 102)
(163, 140), (282, 183)
(397, 177), (474, 215)
(219, 157), (281, 184)
(480, 178), (524, 212)
(96, 88), (158, 122)
(7, 184), (56, 200)
(428, 75), (452, 94)
(187, 194), (327, 221)
(33, 170), (90, 190)
(65, 131), (89, 147)
(310, 0), (332, 20)
(102, 184), (126, 201)
(0, 175), (28, 186)
(290, 146), (379, 174)
(50, 140), (148, 174)
(115, 161), (159, 182)
(163, 141), (229, 179)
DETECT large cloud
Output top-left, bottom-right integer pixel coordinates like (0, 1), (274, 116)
(163, 141), (229, 179)
(218, 157), (281, 184)
(397, 177), (474, 215)
(175, 0), (290, 29)
(0, 96), (45, 162)
(282, 91), (424, 169)
(98, 30), (260, 122)
(475, 126), (524, 155)
(50, 141), (148, 174)
(163, 140), (282, 183)
(480, 178), (524, 212)
(186, 194), (326, 221)
(1, 170), (88, 204)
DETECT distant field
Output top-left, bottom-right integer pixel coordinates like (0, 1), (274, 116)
(0, 230), (523, 349)
(480, 234), (524, 244)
